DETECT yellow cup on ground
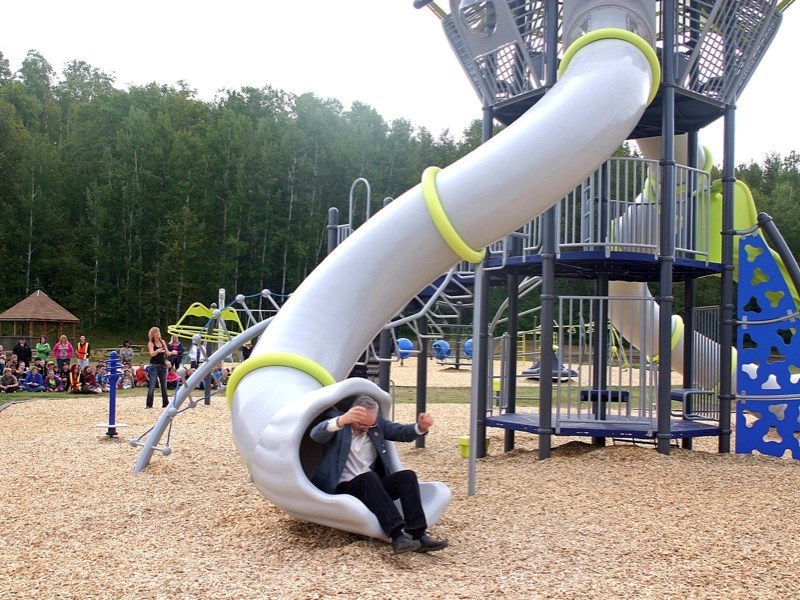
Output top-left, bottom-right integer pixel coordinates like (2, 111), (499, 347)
(457, 435), (490, 458)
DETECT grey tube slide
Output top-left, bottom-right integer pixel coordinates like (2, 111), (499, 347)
(227, 2), (660, 538)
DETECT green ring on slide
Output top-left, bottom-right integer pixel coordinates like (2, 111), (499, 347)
(558, 28), (661, 106)
(701, 146), (714, 173)
(226, 352), (336, 408)
(651, 316), (684, 364)
(421, 166), (486, 264)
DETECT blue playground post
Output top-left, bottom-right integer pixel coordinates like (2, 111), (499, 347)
(106, 351), (121, 437)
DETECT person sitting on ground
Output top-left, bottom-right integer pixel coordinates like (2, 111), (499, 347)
(0, 367), (20, 393)
(82, 366), (102, 394)
(44, 368), (63, 392)
(0, 344), (6, 374)
(14, 361), (28, 379)
(183, 366), (196, 387)
(33, 357), (46, 375)
(120, 367), (134, 390)
(94, 364), (111, 392)
(309, 394), (448, 555)
(21, 366), (46, 392)
(212, 362), (223, 381)
(134, 363), (149, 387)
(67, 363), (86, 394)
(220, 367), (231, 385)
(58, 363), (71, 388)
(166, 366), (179, 389)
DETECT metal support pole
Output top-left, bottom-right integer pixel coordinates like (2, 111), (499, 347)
(504, 271), (519, 452)
(682, 129), (699, 450)
(656, 0), (676, 455)
(469, 263), (489, 496)
(592, 275), (610, 446)
(416, 317), (428, 449)
(468, 103), (495, 496)
(204, 315), (215, 405)
(718, 106), (736, 453)
(327, 207), (339, 254)
(378, 329), (391, 393)
(106, 351), (120, 437)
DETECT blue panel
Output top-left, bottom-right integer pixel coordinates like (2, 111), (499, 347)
(736, 233), (800, 457)
(735, 399), (800, 459)
(736, 234), (800, 398)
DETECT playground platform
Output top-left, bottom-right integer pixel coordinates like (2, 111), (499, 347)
(484, 411), (722, 440)
(484, 251), (723, 282)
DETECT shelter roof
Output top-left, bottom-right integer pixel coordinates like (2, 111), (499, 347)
(0, 290), (79, 323)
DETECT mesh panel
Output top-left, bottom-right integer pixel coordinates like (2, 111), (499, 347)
(665, 0), (779, 103)
(445, 1), (780, 108)
(443, 0), (558, 107)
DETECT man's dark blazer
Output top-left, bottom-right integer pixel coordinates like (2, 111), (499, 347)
(309, 410), (424, 494)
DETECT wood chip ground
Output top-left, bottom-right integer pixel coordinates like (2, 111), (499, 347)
(2, 364), (799, 599)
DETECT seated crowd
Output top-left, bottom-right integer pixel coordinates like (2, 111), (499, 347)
(0, 348), (234, 394)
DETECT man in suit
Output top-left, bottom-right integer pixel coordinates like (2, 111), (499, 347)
(310, 394), (448, 555)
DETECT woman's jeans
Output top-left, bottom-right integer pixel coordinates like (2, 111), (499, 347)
(146, 364), (169, 408)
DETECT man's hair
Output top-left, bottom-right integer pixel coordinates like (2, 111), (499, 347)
(352, 395), (379, 412)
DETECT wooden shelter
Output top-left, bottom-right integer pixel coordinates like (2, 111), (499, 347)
(0, 290), (80, 345)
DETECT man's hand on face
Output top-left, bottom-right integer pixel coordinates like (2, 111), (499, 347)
(340, 406), (378, 435)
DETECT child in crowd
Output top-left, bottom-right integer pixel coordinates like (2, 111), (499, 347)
(21, 366), (45, 392)
(134, 363), (149, 387)
(120, 367), (134, 390)
(94, 364), (111, 392)
(58, 363), (71, 386)
(166, 366), (179, 389)
(0, 367), (20, 393)
(67, 364), (85, 393)
(82, 366), (102, 394)
(44, 368), (63, 392)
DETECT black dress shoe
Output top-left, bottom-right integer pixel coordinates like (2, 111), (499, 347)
(414, 533), (448, 553)
(391, 533), (421, 555)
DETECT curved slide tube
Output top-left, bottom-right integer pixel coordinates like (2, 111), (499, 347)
(609, 136), (797, 390)
(229, 31), (659, 539)
(608, 137), (727, 388)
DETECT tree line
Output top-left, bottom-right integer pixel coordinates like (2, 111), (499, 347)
(0, 50), (486, 330)
(1, 49), (797, 332)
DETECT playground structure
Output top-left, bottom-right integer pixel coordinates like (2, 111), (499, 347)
(134, 0), (799, 539)
(130, 289), (288, 471)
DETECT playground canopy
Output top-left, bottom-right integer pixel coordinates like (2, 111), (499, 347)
(0, 290), (79, 342)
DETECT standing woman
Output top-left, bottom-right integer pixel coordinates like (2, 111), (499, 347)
(167, 334), (184, 370)
(145, 327), (175, 409)
(36, 336), (52, 363)
(53, 335), (75, 371)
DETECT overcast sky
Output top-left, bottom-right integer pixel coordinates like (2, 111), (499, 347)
(1, 1), (796, 166)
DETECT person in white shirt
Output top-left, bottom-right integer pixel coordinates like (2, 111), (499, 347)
(309, 394), (447, 555)
(188, 340), (207, 369)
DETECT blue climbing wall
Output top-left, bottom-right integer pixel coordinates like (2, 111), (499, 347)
(736, 233), (800, 458)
